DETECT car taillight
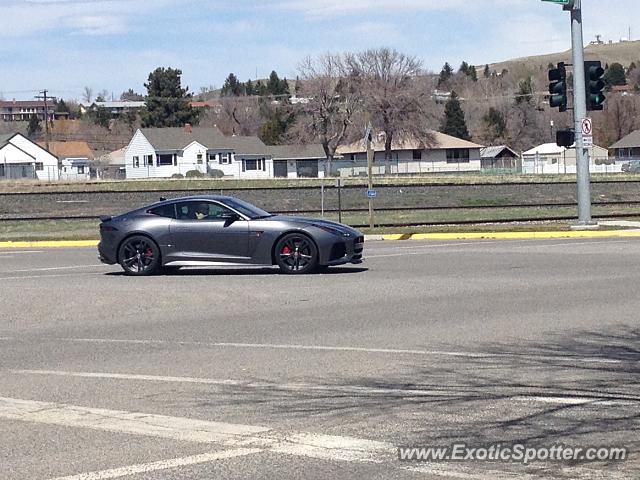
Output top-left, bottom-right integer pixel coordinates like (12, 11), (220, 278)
(100, 225), (118, 232)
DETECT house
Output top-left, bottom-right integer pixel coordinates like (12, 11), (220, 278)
(0, 133), (59, 180)
(80, 101), (145, 117)
(96, 146), (127, 179)
(480, 145), (519, 171)
(124, 125), (274, 180)
(522, 143), (613, 174)
(267, 144), (327, 178)
(610, 130), (640, 159)
(39, 141), (94, 181)
(335, 131), (483, 176)
(0, 100), (63, 122)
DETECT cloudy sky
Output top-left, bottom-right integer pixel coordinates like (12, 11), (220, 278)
(0, 0), (636, 101)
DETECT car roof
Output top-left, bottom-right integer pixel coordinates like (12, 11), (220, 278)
(153, 195), (234, 206)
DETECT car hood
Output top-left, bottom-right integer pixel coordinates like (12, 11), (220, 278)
(265, 215), (361, 237)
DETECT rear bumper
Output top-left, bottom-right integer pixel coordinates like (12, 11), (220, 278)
(98, 241), (117, 265)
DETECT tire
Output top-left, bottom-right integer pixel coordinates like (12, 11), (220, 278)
(275, 233), (318, 274)
(118, 235), (161, 276)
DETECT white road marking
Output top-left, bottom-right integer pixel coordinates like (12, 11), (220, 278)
(0, 397), (270, 444)
(0, 250), (45, 255)
(46, 337), (623, 365)
(12, 370), (635, 407)
(52, 337), (500, 358)
(48, 449), (262, 480)
(0, 272), (104, 281)
(7, 264), (104, 273)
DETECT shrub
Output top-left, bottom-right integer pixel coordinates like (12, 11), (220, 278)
(185, 169), (205, 178)
(208, 169), (224, 178)
(171, 173), (184, 179)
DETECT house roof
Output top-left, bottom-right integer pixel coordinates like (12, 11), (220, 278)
(268, 144), (326, 160)
(38, 141), (94, 159)
(101, 147), (127, 166)
(0, 133), (16, 147)
(93, 101), (145, 109)
(0, 100), (48, 109)
(481, 145), (518, 158)
(140, 127), (225, 151)
(610, 129), (640, 149)
(336, 131), (483, 155)
(139, 127), (267, 155)
(523, 143), (566, 155)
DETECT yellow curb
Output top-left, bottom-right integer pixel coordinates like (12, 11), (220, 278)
(383, 230), (640, 241)
(0, 240), (99, 249)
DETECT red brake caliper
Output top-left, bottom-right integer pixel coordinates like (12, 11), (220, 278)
(145, 248), (153, 258)
(282, 246), (291, 255)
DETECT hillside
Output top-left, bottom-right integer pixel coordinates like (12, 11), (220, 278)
(484, 40), (640, 77)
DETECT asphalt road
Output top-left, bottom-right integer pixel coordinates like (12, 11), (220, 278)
(0, 238), (639, 479)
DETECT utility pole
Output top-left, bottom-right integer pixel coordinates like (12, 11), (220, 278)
(35, 89), (55, 151)
(568, 0), (593, 226)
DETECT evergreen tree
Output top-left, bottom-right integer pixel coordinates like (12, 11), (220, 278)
(468, 65), (478, 82)
(221, 73), (243, 96)
(440, 91), (471, 140)
(27, 114), (41, 139)
(140, 67), (198, 128)
(483, 64), (490, 78)
(482, 107), (507, 142)
(437, 62), (453, 88)
(604, 63), (627, 86)
(281, 78), (290, 96)
(459, 61), (470, 75)
(55, 99), (70, 114)
(260, 109), (293, 145)
(516, 76), (534, 104)
(267, 71), (286, 96)
(245, 79), (255, 96)
(91, 105), (111, 128)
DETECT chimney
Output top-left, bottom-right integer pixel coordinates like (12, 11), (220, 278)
(184, 123), (192, 134)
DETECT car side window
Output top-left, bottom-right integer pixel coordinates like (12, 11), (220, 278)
(149, 204), (176, 219)
(175, 201), (234, 221)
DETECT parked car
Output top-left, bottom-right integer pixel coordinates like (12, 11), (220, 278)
(621, 160), (640, 172)
(98, 196), (364, 276)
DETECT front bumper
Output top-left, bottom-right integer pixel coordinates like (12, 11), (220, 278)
(322, 236), (365, 266)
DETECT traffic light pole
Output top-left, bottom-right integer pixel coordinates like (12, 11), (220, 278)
(569, 0), (593, 225)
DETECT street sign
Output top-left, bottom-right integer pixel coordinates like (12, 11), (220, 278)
(367, 189), (377, 199)
(581, 117), (593, 147)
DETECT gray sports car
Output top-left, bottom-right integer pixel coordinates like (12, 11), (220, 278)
(98, 195), (364, 275)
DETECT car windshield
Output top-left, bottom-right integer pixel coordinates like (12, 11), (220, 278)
(223, 198), (272, 219)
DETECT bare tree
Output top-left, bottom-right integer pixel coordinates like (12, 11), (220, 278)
(212, 96), (262, 137)
(82, 86), (93, 104)
(289, 53), (361, 174)
(600, 94), (640, 147)
(346, 48), (436, 169)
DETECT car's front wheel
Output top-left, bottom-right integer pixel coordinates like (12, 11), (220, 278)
(275, 233), (318, 274)
(118, 235), (161, 276)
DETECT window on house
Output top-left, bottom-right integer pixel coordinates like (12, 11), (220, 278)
(157, 154), (173, 166)
(0, 165), (5, 177)
(77, 166), (85, 174)
(35, 162), (44, 171)
(208, 154), (216, 162)
(220, 153), (232, 164)
(197, 153), (203, 164)
(133, 156), (140, 168)
(446, 149), (470, 163)
(412, 149), (422, 160)
(144, 155), (153, 166)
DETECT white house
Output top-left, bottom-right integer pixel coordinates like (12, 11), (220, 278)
(335, 131), (483, 176)
(0, 133), (59, 180)
(125, 126), (276, 180)
(41, 141), (94, 181)
(522, 143), (613, 174)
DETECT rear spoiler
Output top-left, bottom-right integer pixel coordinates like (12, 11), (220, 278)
(99, 215), (113, 222)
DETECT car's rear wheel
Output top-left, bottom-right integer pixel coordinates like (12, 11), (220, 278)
(275, 233), (318, 274)
(118, 235), (161, 276)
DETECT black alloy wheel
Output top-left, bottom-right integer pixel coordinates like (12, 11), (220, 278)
(275, 233), (318, 274)
(118, 235), (161, 276)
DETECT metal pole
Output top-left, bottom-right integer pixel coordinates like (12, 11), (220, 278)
(570, 0), (592, 224)
(367, 134), (374, 229)
(337, 179), (342, 224)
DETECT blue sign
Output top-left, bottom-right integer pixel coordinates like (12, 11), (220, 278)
(367, 189), (377, 199)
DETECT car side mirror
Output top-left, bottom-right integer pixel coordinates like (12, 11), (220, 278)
(221, 212), (240, 222)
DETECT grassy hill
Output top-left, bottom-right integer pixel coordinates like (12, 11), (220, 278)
(484, 40), (640, 77)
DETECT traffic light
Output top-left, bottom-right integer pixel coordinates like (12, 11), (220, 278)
(584, 60), (606, 111)
(548, 62), (568, 112)
(556, 129), (575, 148)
